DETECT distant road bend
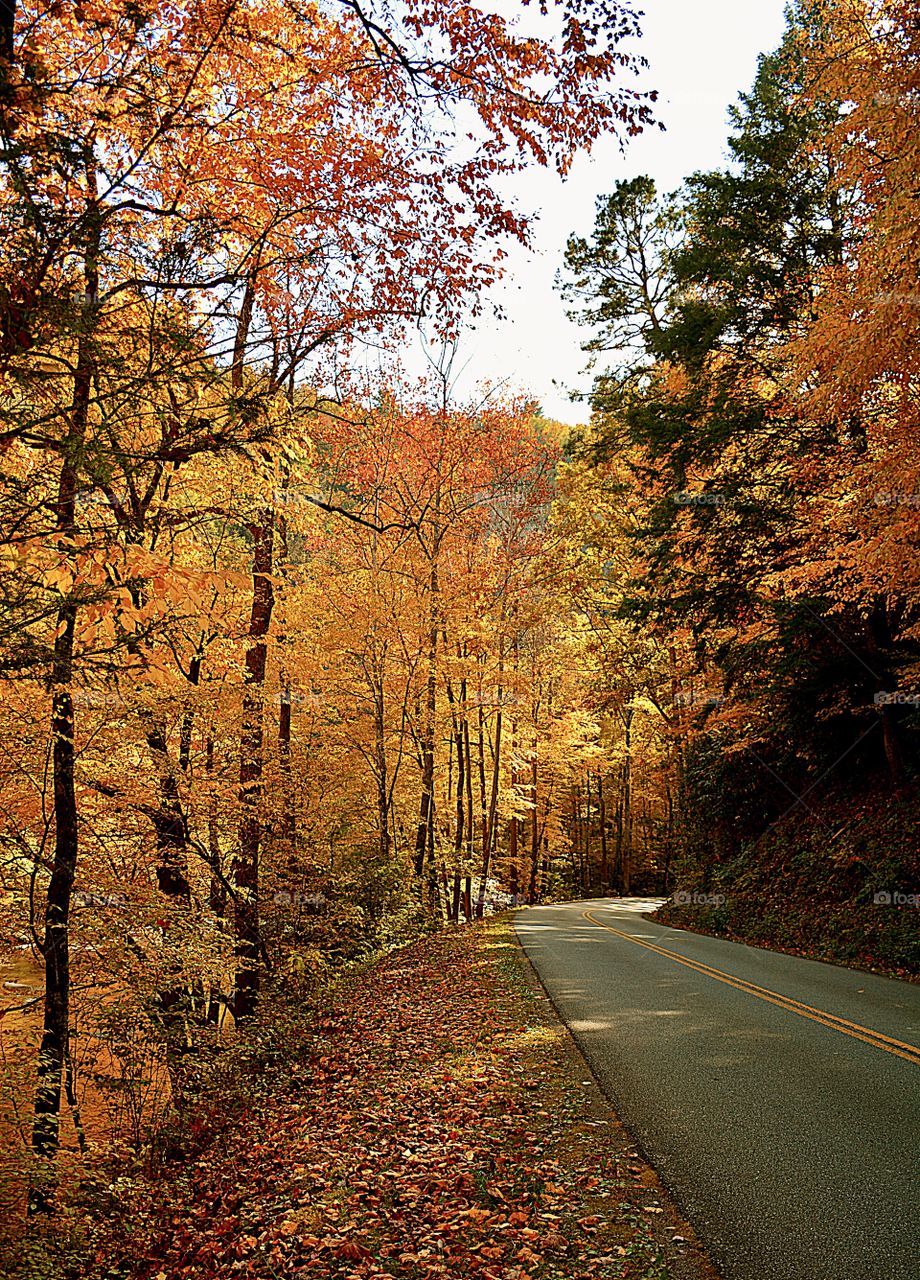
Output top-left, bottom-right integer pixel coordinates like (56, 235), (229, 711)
(516, 898), (920, 1280)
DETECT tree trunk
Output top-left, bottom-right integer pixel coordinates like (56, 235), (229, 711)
(463, 676), (474, 862)
(231, 508), (275, 1021)
(622, 705), (633, 896)
(146, 718), (192, 899)
(33, 607), (78, 1168)
(206, 736), (225, 918)
(669, 645), (689, 863)
(374, 680), (391, 861)
(583, 776), (593, 893)
(445, 678), (466, 858)
(279, 677), (296, 846)
(663, 782), (674, 890)
(276, 459), (296, 850)
(178, 651), (201, 774)
(867, 601), (905, 792)
(879, 705), (904, 792)
(476, 682), (503, 918)
(143, 716), (197, 1100)
(477, 696), (488, 863)
(599, 775), (609, 890)
(32, 155), (98, 1187)
(414, 559), (438, 884)
(527, 755), (539, 905)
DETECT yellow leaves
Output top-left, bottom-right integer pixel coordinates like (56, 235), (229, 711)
(42, 565), (74, 594)
(144, 663), (179, 690)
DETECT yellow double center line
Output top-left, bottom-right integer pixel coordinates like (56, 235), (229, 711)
(582, 909), (920, 1067)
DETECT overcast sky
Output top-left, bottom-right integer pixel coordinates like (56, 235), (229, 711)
(407, 0), (790, 423)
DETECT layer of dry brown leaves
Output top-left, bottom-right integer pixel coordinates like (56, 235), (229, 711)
(85, 921), (680, 1280)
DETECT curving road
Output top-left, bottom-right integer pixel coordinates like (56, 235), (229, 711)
(515, 898), (920, 1280)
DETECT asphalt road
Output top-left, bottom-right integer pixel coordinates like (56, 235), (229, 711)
(515, 898), (920, 1280)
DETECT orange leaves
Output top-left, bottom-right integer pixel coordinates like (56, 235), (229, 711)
(82, 924), (651, 1280)
(9, 0), (656, 404)
(41, 564), (75, 594)
(773, 2), (920, 613)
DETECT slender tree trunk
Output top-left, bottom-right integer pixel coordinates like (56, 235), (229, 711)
(414, 556), (439, 885)
(33, 605), (78, 1167)
(527, 755), (539, 905)
(142, 714), (198, 1094)
(599, 775), (609, 891)
(413, 732), (435, 879)
(276, 460), (296, 849)
(146, 719), (192, 899)
(426, 788), (440, 910)
(663, 782), (674, 889)
(206, 736), (225, 917)
(867, 601), (905, 791)
(477, 696), (488, 863)
(454, 718), (465, 857)
(879, 705), (904, 791)
(462, 673), (474, 863)
(445, 677), (465, 859)
(374, 681), (391, 861)
(476, 668), (503, 918)
(614, 795), (624, 894)
(205, 735), (225, 1025)
(478, 650), (506, 911)
(669, 646), (689, 862)
(509, 724), (519, 898)
(178, 651), (202, 774)
(622, 706), (633, 896)
(279, 678), (295, 844)
(583, 777), (592, 893)
(32, 155), (98, 1186)
(232, 509), (275, 1021)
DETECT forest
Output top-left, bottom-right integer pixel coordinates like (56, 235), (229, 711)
(0, 0), (918, 1274)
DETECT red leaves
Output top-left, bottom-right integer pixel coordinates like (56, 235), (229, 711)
(85, 925), (668, 1280)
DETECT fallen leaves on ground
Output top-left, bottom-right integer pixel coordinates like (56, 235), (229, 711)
(86, 920), (676, 1280)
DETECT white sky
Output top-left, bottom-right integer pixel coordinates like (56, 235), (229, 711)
(421, 0), (790, 424)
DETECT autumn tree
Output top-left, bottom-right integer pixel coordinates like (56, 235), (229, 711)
(0, 0), (658, 1180)
(561, 0), (920, 897)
